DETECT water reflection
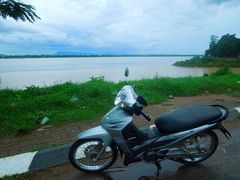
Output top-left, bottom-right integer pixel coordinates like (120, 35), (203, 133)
(80, 172), (114, 180)
(102, 162), (223, 180)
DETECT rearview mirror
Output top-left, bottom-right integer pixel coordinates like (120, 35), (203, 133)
(125, 67), (129, 77)
(137, 96), (148, 106)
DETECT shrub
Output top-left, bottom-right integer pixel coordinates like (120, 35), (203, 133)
(212, 67), (232, 76)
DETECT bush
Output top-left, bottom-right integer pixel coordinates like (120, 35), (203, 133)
(212, 67), (232, 76)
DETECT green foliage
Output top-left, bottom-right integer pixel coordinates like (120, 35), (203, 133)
(175, 34), (240, 67)
(212, 67), (232, 76)
(0, 0), (40, 23)
(174, 56), (240, 67)
(2, 173), (30, 180)
(205, 34), (240, 58)
(1, 74), (240, 137)
(90, 75), (105, 81)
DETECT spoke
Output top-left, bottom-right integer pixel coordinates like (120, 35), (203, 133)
(181, 132), (215, 162)
(73, 140), (113, 171)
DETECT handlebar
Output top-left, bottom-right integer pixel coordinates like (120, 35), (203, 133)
(137, 96), (148, 106)
(132, 103), (151, 121)
(140, 111), (152, 121)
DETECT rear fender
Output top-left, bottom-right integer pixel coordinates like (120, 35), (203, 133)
(77, 126), (113, 146)
(210, 104), (229, 122)
(215, 124), (232, 139)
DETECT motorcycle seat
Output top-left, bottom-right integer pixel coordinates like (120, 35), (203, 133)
(154, 105), (223, 134)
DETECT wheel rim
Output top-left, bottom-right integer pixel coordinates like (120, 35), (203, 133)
(73, 140), (114, 171)
(181, 132), (216, 162)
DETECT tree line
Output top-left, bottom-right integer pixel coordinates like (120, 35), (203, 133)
(205, 34), (240, 58)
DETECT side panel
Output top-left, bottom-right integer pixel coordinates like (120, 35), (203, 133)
(101, 107), (133, 154)
(77, 126), (113, 146)
(132, 123), (217, 156)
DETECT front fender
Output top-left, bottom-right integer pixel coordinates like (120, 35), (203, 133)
(77, 126), (113, 146)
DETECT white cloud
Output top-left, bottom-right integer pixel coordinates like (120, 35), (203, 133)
(0, 0), (240, 54)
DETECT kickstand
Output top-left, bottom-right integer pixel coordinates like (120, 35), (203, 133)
(154, 161), (162, 177)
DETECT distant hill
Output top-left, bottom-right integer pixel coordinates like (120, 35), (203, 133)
(55, 51), (97, 56)
(0, 53), (199, 59)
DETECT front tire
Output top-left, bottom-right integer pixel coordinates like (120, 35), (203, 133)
(69, 139), (118, 173)
(180, 130), (218, 165)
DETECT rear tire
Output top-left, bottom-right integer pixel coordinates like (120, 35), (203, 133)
(69, 139), (118, 173)
(180, 130), (218, 165)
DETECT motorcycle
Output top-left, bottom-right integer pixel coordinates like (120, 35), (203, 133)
(68, 68), (232, 174)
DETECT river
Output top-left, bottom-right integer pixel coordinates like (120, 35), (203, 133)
(0, 56), (212, 89)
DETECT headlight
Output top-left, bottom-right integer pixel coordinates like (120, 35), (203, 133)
(119, 102), (127, 108)
(114, 85), (137, 108)
(114, 95), (128, 108)
(114, 96), (122, 106)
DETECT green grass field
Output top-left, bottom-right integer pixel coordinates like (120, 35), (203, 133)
(1, 72), (240, 137)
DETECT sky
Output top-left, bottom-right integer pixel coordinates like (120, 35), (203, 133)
(0, 0), (240, 55)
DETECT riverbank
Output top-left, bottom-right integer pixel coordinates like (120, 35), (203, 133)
(1, 73), (240, 137)
(174, 56), (240, 67)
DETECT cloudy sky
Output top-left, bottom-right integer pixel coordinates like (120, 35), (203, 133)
(0, 0), (240, 55)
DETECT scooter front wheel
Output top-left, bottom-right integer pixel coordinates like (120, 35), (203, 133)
(69, 139), (118, 173)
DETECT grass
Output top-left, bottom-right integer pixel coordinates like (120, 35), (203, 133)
(174, 56), (240, 67)
(2, 173), (30, 180)
(1, 73), (240, 137)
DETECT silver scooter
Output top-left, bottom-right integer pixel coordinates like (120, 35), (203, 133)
(69, 68), (232, 174)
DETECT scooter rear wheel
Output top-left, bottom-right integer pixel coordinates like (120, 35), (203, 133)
(69, 139), (118, 173)
(180, 130), (218, 165)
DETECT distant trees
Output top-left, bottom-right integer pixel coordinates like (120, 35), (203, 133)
(205, 34), (240, 58)
(0, 0), (40, 23)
